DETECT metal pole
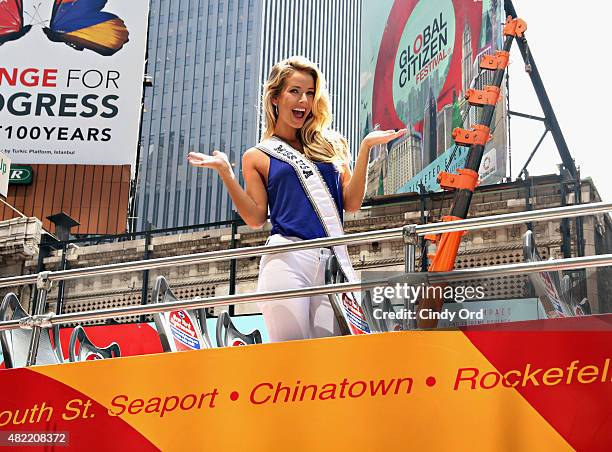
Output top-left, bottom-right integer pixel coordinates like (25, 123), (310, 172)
(506, 70), (512, 181)
(25, 272), (52, 366)
(560, 169), (571, 258)
(419, 184), (429, 272)
(140, 223), (151, 322)
(228, 211), (238, 316)
(127, 15), (153, 235)
(518, 128), (549, 180)
(403, 225), (418, 330)
(573, 168), (586, 301)
(415, 202), (612, 235)
(32, 234), (52, 313)
(575, 169), (585, 257)
(55, 244), (67, 315)
(524, 176), (533, 231)
(404, 224), (417, 273)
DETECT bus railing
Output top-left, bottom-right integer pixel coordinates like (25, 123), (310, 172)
(2, 253), (611, 333)
(0, 202), (609, 289)
(0, 201), (610, 366)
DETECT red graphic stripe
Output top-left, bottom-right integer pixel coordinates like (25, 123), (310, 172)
(463, 315), (612, 451)
(0, 368), (158, 451)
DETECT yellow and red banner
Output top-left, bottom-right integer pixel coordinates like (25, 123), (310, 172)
(1, 315), (611, 451)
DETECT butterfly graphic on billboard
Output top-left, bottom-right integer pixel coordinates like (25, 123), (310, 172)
(0, 0), (32, 44)
(0, 0), (129, 56)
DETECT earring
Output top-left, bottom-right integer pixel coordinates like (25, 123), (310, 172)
(273, 104), (278, 115)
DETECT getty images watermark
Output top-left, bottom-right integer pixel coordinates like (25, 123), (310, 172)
(362, 271), (487, 323)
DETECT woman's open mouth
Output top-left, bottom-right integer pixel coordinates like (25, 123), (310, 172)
(292, 108), (306, 119)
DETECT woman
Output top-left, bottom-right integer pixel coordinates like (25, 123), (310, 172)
(188, 56), (405, 342)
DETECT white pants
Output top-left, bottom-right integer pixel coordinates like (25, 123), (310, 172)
(257, 234), (342, 342)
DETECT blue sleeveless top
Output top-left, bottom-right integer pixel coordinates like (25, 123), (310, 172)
(267, 156), (344, 240)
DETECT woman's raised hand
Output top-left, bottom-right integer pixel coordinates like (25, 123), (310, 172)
(362, 128), (408, 148)
(187, 151), (232, 175)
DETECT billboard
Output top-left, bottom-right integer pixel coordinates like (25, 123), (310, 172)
(361, 0), (507, 196)
(0, 0), (149, 167)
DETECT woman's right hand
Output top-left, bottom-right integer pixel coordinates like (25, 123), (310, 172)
(187, 151), (232, 175)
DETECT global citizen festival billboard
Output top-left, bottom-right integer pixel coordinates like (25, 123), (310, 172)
(0, 0), (149, 167)
(361, 0), (507, 197)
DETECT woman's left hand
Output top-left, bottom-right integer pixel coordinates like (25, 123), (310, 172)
(362, 128), (408, 148)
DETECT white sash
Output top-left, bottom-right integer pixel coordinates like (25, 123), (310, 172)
(256, 136), (370, 334)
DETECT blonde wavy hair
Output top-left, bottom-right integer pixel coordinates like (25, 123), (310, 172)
(262, 56), (349, 166)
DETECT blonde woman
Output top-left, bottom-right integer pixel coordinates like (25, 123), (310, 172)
(188, 56), (405, 342)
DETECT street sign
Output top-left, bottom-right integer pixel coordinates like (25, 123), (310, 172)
(8, 165), (33, 185)
(0, 152), (10, 197)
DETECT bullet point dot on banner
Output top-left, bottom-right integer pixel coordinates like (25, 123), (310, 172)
(230, 391), (240, 401)
(426, 377), (436, 387)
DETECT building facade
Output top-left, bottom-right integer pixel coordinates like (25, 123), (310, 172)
(136, 0), (264, 230)
(437, 104), (454, 157)
(386, 133), (422, 194)
(135, 0), (361, 231)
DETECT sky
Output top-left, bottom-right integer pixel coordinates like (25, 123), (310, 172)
(507, 0), (611, 202)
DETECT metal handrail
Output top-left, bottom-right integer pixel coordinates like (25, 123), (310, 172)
(0, 202), (610, 289)
(2, 253), (611, 332)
